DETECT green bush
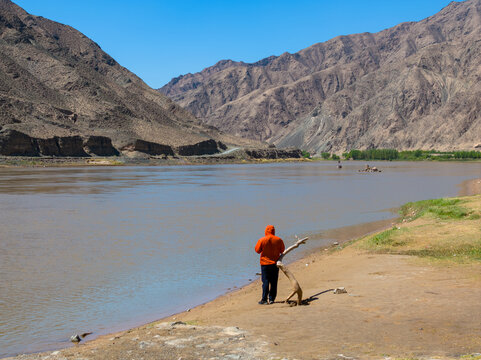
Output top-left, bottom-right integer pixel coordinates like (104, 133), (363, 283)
(321, 152), (331, 159)
(344, 149), (361, 159)
(301, 150), (311, 158)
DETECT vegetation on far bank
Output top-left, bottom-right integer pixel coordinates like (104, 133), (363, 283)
(353, 194), (481, 262)
(305, 148), (481, 161)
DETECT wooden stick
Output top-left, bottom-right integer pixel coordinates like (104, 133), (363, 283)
(276, 236), (308, 305)
(278, 237), (308, 262)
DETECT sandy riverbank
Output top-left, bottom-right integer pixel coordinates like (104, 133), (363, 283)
(459, 177), (481, 197)
(0, 156), (310, 168)
(0, 156), (479, 169)
(5, 178), (481, 360)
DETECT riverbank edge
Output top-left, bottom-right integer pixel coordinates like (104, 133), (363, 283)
(3, 177), (480, 359)
(3, 218), (398, 359)
(1, 156), (480, 168)
(0, 156), (310, 168)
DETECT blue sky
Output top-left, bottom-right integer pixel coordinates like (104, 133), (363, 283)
(14, 0), (453, 88)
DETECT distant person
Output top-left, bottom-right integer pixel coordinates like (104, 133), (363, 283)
(255, 225), (285, 304)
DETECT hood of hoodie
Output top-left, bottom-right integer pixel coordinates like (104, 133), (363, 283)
(265, 225), (275, 236)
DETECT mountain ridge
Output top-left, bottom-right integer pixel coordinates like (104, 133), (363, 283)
(0, 0), (262, 157)
(160, 0), (481, 153)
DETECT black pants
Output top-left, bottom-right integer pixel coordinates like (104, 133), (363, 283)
(261, 264), (279, 302)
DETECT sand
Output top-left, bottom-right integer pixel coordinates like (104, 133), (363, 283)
(459, 178), (481, 197)
(5, 178), (481, 360)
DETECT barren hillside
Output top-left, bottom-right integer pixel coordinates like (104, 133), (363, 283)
(160, 0), (481, 153)
(0, 0), (253, 156)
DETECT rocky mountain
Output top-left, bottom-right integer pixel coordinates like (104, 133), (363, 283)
(160, 0), (481, 153)
(0, 0), (256, 157)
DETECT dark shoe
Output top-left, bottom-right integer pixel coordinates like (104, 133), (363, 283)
(258, 300), (268, 305)
(268, 300), (275, 304)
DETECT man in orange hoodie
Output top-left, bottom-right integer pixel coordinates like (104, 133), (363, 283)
(255, 225), (285, 304)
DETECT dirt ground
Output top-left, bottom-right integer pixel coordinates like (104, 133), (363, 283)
(8, 246), (481, 360)
(5, 179), (481, 360)
(459, 178), (481, 197)
(170, 247), (481, 359)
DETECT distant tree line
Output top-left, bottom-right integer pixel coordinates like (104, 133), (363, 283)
(343, 149), (399, 160)
(303, 149), (481, 161)
(453, 151), (481, 159)
(319, 152), (340, 160)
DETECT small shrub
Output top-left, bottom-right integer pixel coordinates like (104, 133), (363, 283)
(301, 150), (311, 158)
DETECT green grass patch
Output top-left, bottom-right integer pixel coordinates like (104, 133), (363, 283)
(355, 195), (481, 262)
(404, 241), (481, 261)
(367, 227), (408, 247)
(184, 320), (200, 326)
(4, 159), (41, 166)
(461, 354), (481, 360)
(399, 198), (474, 221)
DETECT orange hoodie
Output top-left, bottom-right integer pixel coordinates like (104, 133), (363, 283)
(255, 225), (285, 265)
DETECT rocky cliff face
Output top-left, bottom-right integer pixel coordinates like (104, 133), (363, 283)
(0, 128), (231, 157)
(160, 0), (481, 153)
(0, 0), (242, 155)
(176, 139), (227, 156)
(0, 129), (107, 156)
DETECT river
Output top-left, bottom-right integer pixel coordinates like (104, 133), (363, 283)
(0, 161), (479, 357)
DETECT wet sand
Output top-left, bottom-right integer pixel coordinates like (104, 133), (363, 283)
(459, 177), (481, 197)
(4, 178), (481, 360)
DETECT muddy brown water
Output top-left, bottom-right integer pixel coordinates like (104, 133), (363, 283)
(0, 161), (479, 357)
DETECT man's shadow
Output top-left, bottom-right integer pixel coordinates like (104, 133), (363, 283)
(272, 289), (334, 306)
